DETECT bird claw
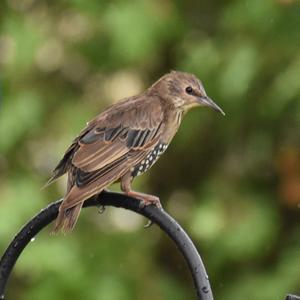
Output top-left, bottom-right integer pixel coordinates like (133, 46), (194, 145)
(124, 191), (162, 209)
(138, 196), (162, 209)
(139, 200), (146, 209)
(144, 220), (154, 229)
(138, 200), (162, 209)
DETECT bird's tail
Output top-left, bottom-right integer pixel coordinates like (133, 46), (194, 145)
(52, 202), (83, 234)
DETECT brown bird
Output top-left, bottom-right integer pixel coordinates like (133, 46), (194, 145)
(48, 71), (224, 233)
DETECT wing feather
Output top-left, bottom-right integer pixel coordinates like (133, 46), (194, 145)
(62, 150), (147, 209)
(71, 96), (164, 172)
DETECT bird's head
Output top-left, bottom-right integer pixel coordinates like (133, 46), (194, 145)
(151, 70), (225, 115)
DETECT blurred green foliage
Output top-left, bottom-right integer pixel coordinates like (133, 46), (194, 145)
(1, 0), (300, 299)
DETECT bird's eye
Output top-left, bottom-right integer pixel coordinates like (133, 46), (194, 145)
(185, 86), (193, 95)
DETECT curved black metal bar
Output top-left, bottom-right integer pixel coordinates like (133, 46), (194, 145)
(286, 295), (300, 300)
(0, 191), (213, 300)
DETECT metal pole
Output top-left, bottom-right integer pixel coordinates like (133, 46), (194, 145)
(0, 191), (213, 300)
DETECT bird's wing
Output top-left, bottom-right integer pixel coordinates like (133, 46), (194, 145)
(72, 97), (164, 172)
(61, 96), (165, 209)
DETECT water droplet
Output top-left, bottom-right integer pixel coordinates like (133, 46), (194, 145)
(97, 205), (106, 214)
(30, 237), (36, 242)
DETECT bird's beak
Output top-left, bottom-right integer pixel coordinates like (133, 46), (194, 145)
(198, 96), (225, 116)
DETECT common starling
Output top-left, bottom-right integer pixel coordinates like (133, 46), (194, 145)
(48, 71), (224, 233)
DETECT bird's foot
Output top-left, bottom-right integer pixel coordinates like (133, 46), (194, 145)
(125, 191), (162, 209)
(144, 220), (154, 228)
(139, 195), (161, 209)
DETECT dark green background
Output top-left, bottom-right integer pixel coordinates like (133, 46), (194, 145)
(1, 0), (300, 299)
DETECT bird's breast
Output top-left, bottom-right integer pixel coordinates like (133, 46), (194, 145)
(161, 109), (183, 142)
(131, 142), (168, 177)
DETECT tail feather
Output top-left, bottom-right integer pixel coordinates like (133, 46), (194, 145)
(51, 151), (132, 233)
(52, 202), (83, 234)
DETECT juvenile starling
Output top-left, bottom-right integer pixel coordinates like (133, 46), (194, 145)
(48, 71), (224, 233)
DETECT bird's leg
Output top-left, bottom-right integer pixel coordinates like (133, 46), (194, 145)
(120, 173), (162, 209)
